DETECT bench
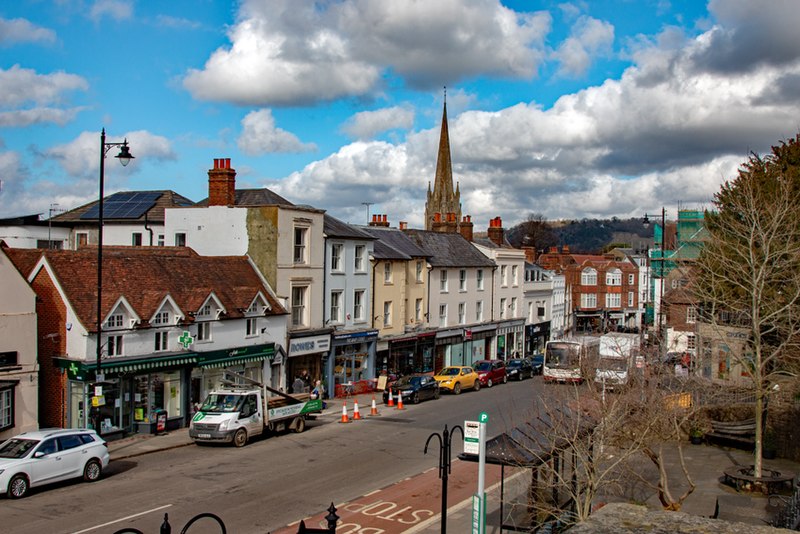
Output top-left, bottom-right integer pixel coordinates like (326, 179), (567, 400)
(706, 418), (756, 449)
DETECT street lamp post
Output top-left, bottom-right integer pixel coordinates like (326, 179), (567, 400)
(93, 129), (133, 432)
(643, 208), (667, 353)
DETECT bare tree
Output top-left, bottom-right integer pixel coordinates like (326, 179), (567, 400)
(518, 212), (558, 252)
(692, 135), (800, 478)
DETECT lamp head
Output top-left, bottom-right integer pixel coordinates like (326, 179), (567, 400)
(116, 141), (134, 167)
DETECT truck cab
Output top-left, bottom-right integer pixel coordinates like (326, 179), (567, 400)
(189, 372), (322, 447)
(189, 388), (266, 447)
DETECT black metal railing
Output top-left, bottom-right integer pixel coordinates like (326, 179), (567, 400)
(110, 504), (339, 534)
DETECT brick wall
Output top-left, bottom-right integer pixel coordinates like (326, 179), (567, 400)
(31, 269), (68, 428)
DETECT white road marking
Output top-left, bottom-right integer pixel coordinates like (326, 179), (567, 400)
(71, 504), (173, 534)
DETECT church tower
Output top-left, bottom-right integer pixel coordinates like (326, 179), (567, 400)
(425, 92), (462, 232)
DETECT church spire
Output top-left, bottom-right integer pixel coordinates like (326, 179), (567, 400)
(425, 87), (462, 231)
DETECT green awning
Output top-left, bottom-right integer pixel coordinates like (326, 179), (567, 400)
(54, 353), (198, 380)
(196, 343), (275, 368)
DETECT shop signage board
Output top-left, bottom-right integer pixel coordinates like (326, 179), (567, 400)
(464, 420), (480, 455)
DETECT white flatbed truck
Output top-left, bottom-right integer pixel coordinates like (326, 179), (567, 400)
(189, 373), (322, 447)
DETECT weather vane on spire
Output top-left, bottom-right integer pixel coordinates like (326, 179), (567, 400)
(444, 85), (447, 104)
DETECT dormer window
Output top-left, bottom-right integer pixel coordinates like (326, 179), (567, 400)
(106, 314), (124, 329)
(153, 311), (170, 325)
(199, 304), (211, 317)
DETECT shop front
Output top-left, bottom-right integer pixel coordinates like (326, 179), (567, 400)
(287, 331), (331, 394)
(192, 343), (276, 412)
(496, 319), (525, 360)
(525, 321), (550, 356)
(329, 330), (378, 397)
(386, 331), (436, 377)
(465, 324), (496, 365)
(56, 352), (196, 438)
(435, 329), (464, 370)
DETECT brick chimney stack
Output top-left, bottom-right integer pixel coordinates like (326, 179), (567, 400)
(459, 215), (473, 241)
(399, 221), (408, 230)
(487, 216), (504, 245)
(431, 212), (447, 233)
(208, 158), (236, 207)
(369, 214), (390, 227)
(522, 246), (536, 263)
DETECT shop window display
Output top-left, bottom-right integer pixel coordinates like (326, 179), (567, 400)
(134, 372), (182, 427)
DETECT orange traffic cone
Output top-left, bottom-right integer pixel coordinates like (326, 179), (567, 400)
(387, 388), (395, 407)
(353, 399), (362, 420)
(369, 394), (380, 416)
(396, 390), (405, 410)
(339, 401), (350, 423)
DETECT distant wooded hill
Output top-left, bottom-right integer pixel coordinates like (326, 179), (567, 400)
(506, 216), (654, 255)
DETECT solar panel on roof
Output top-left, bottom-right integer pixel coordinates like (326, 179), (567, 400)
(80, 191), (162, 220)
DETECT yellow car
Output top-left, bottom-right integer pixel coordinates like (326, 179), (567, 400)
(434, 366), (481, 394)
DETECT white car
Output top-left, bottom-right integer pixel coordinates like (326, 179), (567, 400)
(0, 428), (110, 498)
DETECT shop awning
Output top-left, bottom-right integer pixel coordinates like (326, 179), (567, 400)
(196, 343), (275, 369)
(54, 353), (199, 379)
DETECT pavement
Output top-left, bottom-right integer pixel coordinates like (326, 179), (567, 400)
(106, 393), (800, 532)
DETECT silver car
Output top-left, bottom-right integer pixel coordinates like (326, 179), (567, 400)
(0, 428), (110, 498)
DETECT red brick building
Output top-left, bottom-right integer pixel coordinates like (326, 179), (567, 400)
(538, 247), (640, 334)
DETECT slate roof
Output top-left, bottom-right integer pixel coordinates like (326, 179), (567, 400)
(403, 229), (495, 268)
(358, 226), (429, 261)
(52, 190), (195, 223)
(5, 246), (286, 333)
(0, 214), (48, 226)
(196, 188), (294, 208)
(324, 214), (374, 240)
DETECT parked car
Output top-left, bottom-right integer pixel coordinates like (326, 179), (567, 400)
(0, 428), (110, 499)
(433, 366), (481, 394)
(530, 354), (544, 375)
(472, 359), (507, 387)
(506, 358), (533, 381)
(383, 374), (440, 404)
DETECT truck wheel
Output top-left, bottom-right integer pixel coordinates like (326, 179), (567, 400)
(292, 417), (306, 433)
(233, 428), (248, 447)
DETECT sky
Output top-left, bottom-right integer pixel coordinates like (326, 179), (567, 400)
(2, 0), (800, 230)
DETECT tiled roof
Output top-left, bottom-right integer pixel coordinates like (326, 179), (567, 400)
(358, 226), (429, 260)
(403, 229), (496, 268)
(324, 215), (374, 240)
(52, 190), (195, 223)
(5, 246), (286, 332)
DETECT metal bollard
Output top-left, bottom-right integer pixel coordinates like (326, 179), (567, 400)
(161, 513), (171, 534)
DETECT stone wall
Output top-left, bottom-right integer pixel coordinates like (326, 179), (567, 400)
(565, 503), (793, 533)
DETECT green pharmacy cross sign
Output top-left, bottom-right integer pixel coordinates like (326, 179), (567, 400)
(179, 331), (194, 349)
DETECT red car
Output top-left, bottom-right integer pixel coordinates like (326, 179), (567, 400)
(472, 359), (507, 387)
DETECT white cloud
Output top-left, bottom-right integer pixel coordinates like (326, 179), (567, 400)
(265, 5), (800, 228)
(0, 107), (84, 127)
(0, 17), (56, 46)
(237, 109), (316, 155)
(154, 15), (201, 30)
(0, 65), (88, 107)
(183, 0), (551, 106)
(90, 0), (133, 23)
(553, 16), (614, 77)
(46, 130), (175, 179)
(341, 106), (415, 140)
